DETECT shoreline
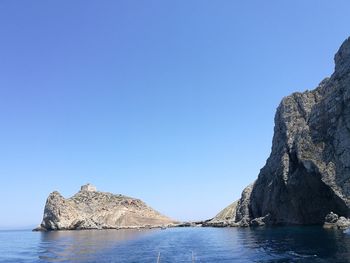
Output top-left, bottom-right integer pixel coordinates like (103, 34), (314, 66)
(32, 221), (209, 232)
(32, 221), (349, 232)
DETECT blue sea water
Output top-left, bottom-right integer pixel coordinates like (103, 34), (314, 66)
(0, 226), (349, 262)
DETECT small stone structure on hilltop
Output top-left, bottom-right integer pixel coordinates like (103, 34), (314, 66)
(80, 183), (97, 192)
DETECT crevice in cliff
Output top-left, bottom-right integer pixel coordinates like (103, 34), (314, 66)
(294, 96), (309, 122)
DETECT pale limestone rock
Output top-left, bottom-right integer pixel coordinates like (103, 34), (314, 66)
(35, 185), (175, 231)
(324, 212), (350, 229)
(204, 201), (238, 227)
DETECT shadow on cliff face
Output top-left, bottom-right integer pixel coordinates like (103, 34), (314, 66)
(209, 37), (350, 227)
(250, 145), (350, 225)
(243, 37), (350, 226)
(280, 163), (349, 225)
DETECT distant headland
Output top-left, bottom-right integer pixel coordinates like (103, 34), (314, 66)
(34, 184), (176, 231)
(36, 37), (350, 231)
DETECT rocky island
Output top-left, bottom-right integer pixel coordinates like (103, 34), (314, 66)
(35, 184), (175, 231)
(207, 37), (350, 228)
(35, 37), (350, 230)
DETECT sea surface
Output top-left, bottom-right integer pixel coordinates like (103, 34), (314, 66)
(1, 226), (350, 262)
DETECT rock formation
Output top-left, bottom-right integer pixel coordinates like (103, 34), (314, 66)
(209, 37), (350, 226)
(324, 212), (350, 229)
(35, 184), (175, 231)
(203, 201), (238, 227)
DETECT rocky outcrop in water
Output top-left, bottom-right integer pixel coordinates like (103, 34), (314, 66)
(210, 37), (350, 226)
(324, 212), (350, 229)
(35, 184), (175, 231)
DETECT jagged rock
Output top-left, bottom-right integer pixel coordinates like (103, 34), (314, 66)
(234, 184), (254, 225)
(324, 213), (350, 229)
(205, 185), (253, 227)
(250, 214), (271, 227)
(325, 212), (339, 223)
(34, 184), (175, 231)
(335, 217), (350, 229)
(215, 37), (350, 226)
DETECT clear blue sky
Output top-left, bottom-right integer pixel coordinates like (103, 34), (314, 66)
(0, 0), (349, 229)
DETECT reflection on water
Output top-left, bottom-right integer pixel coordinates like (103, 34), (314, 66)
(236, 226), (350, 262)
(39, 229), (154, 262)
(1, 227), (350, 262)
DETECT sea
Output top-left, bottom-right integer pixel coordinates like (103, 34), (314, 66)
(0, 226), (349, 262)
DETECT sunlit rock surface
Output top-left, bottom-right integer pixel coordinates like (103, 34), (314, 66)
(35, 184), (175, 231)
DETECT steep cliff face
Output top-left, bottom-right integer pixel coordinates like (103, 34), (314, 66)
(212, 37), (350, 226)
(35, 184), (175, 231)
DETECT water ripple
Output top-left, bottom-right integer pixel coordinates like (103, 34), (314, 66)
(0, 227), (350, 262)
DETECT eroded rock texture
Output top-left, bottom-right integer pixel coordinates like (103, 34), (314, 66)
(211, 37), (350, 226)
(35, 184), (175, 231)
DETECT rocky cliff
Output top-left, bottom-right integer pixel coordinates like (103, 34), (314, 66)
(35, 184), (175, 231)
(210, 37), (350, 226)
